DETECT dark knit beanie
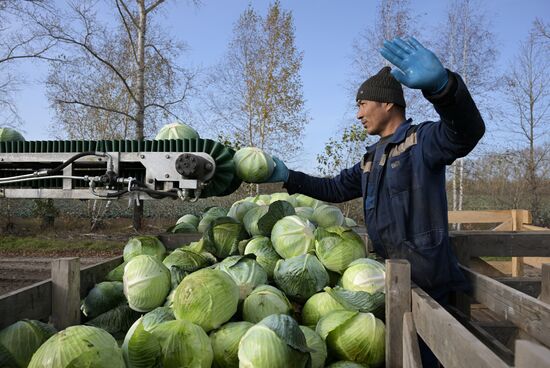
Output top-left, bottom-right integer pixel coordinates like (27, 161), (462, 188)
(356, 66), (406, 108)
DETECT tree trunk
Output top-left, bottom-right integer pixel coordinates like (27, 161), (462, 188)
(132, 0), (147, 230)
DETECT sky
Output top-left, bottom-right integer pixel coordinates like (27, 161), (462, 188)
(8, 0), (550, 173)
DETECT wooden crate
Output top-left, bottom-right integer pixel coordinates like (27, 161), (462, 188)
(386, 232), (550, 368)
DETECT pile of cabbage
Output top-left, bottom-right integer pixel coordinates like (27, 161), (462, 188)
(0, 193), (386, 368)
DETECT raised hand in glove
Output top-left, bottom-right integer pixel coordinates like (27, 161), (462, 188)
(264, 156), (289, 183)
(380, 36), (448, 94)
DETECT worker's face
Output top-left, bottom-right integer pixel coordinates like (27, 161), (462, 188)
(356, 100), (390, 136)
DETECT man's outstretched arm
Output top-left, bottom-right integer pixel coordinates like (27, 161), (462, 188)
(380, 36), (485, 167)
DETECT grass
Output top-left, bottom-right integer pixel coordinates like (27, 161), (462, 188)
(0, 235), (124, 255)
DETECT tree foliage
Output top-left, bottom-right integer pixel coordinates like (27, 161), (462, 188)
(202, 1), (308, 161)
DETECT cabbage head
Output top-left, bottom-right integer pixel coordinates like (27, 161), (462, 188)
(81, 281), (125, 318)
(170, 221), (197, 233)
(294, 194), (323, 209)
(151, 320), (213, 368)
(295, 206), (314, 221)
(315, 227), (366, 273)
(123, 317), (212, 368)
(28, 325), (125, 368)
(271, 215), (316, 259)
(244, 236), (281, 278)
(176, 213), (200, 228)
(0, 320), (56, 368)
(0, 127), (25, 141)
(242, 285), (293, 323)
(210, 321), (253, 368)
(269, 192), (298, 207)
(163, 248), (213, 288)
(217, 255), (268, 300)
(300, 325), (327, 368)
(154, 122), (199, 140)
(198, 206), (228, 233)
(124, 255), (171, 312)
(204, 217), (248, 258)
(172, 268), (239, 332)
(316, 310), (385, 367)
(344, 217), (358, 227)
(238, 314), (310, 368)
(233, 147), (275, 183)
(274, 254), (329, 302)
(341, 258), (386, 294)
(105, 261), (127, 282)
(243, 205), (269, 236)
(228, 200), (258, 222)
(324, 286), (385, 320)
(311, 204), (345, 228)
(123, 236), (166, 262)
(301, 292), (346, 328)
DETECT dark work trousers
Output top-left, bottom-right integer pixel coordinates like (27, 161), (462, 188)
(418, 288), (450, 368)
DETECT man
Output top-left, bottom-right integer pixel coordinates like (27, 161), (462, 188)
(263, 36), (485, 367)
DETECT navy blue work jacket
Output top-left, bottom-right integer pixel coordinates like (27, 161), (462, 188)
(284, 71), (485, 293)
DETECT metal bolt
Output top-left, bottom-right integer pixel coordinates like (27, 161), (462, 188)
(205, 163), (213, 171)
(148, 178), (154, 184)
(165, 154), (170, 159)
(140, 154), (145, 159)
(98, 158), (102, 161)
(165, 174), (170, 178)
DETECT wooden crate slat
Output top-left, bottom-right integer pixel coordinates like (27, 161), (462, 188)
(462, 266), (550, 348)
(451, 232), (550, 257)
(515, 340), (550, 367)
(412, 288), (510, 368)
(0, 279), (52, 329)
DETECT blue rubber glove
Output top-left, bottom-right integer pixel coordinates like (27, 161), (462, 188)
(265, 156), (289, 183)
(380, 36), (448, 94)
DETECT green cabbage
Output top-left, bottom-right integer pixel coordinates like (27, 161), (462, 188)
(81, 281), (125, 318)
(28, 325), (125, 368)
(0, 127), (25, 142)
(301, 292), (346, 328)
(204, 217), (248, 259)
(233, 147), (275, 183)
(210, 321), (253, 368)
(311, 204), (345, 228)
(0, 320), (56, 368)
(314, 226), (366, 273)
(300, 325), (327, 368)
(172, 268), (239, 332)
(123, 255), (171, 312)
(244, 236), (282, 278)
(217, 255), (268, 300)
(271, 215), (316, 259)
(154, 122), (199, 140)
(242, 285), (293, 323)
(341, 258), (386, 294)
(123, 236), (166, 262)
(274, 254), (329, 302)
(316, 310), (385, 367)
(238, 314), (310, 368)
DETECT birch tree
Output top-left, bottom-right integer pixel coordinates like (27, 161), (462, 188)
(503, 29), (550, 224)
(203, 1), (308, 161)
(434, 0), (497, 217)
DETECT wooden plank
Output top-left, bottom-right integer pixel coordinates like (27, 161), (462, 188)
(0, 279), (51, 329)
(494, 277), (541, 298)
(80, 256), (123, 298)
(453, 241), (472, 318)
(540, 264), (550, 304)
(412, 288), (509, 368)
(448, 305), (514, 365)
(448, 210), (513, 224)
(51, 258), (80, 330)
(157, 232), (202, 250)
(511, 210), (524, 276)
(402, 312), (422, 368)
(450, 232), (550, 257)
(492, 220), (513, 231)
(515, 340), (550, 367)
(462, 266), (550, 348)
(470, 257), (506, 277)
(522, 224), (550, 231)
(385, 260), (411, 368)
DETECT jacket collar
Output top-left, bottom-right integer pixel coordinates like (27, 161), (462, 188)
(365, 118), (413, 153)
